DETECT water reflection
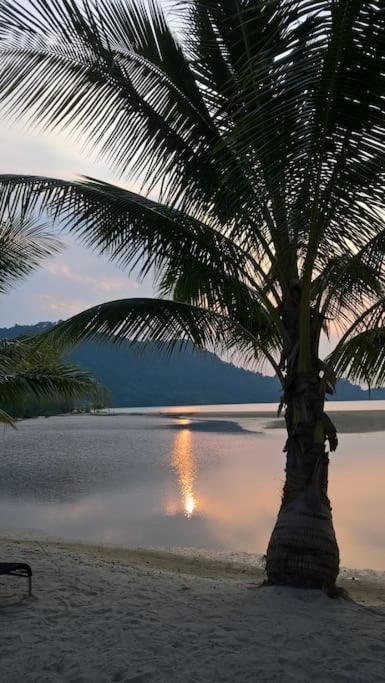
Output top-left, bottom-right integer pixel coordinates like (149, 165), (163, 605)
(171, 420), (198, 518)
(0, 413), (383, 569)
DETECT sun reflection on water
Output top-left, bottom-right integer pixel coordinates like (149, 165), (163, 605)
(171, 422), (197, 518)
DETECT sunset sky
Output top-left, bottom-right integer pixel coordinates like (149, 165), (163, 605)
(0, 115), (153, 327)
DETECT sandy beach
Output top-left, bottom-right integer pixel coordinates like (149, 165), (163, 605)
(0, 538), (384, 683)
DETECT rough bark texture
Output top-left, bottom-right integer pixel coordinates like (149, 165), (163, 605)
(266, 372), (340, 589)
(266, 284), (339, 588)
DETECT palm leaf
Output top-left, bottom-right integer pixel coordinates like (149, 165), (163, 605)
(0, 336), (98, 418)
(312, 253), (384, 325)
(0, 175), (263, 284)
(0, 0), (255, 222)
(39, 296), (282, 376)
(328, 327), (385, 388)
(0, 364), (97, 404)
(0, 216), (62, 292)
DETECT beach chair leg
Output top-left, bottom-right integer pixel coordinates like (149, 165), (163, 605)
(28, 575), (32, 597)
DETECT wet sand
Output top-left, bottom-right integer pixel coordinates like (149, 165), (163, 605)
(104, 408), (385, 433)
(266, 409), (385, 433)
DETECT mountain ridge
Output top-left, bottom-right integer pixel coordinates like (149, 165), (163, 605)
(2, 322), (384, 407)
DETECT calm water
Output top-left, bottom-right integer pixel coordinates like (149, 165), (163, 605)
(0, 402), (384, 569)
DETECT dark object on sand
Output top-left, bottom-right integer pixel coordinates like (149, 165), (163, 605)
(0, 563), (32, 596)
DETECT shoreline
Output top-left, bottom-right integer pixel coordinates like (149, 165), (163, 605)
(99, 407), (385, 416)
(266, 409), (385, 433)
(2, 535), (384, 606)
(38, 408), (385, 433)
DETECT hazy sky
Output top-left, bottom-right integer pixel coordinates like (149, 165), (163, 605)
(0, 116), (154, 327)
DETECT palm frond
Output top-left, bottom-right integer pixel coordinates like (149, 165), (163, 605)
(0, 336), (98, 411)
(328, 327), (385, 388)
(312, 252), (385, 324)
(0, 1), (383, 241)
(39, 296), (282, 376)
(0, 175), (264, 287)
(0, 216), (62, 292)
(0, 364), (97, 404)
(0, 0), (256, 223)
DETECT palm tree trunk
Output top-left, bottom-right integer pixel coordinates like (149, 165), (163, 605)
(266, 371), (340, 589)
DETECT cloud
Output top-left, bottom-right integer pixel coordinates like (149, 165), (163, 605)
(45, 262), (138, 294)
(34, 293), (91, 318)
(0, 233), (153, 328)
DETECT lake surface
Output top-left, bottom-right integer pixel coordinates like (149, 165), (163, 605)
(0, 402), (384, 569)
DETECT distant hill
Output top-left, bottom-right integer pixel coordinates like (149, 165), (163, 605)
(2, 322), (385, 407)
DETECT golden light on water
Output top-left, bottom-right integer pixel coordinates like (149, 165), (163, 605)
(171, 424), (197, 518)
(185, 493), (195, 517)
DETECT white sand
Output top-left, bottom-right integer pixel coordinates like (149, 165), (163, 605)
(0, 538), (384, 683)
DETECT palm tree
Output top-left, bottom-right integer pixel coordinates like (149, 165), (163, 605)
(0, 0), (384, 589)
(0, 218), (97, 425)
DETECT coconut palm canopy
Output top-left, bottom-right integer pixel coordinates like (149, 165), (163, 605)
(0, 0), (384, 587)
(0, 219), (97, 426)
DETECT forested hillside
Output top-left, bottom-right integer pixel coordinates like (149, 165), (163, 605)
(1, 323), (384, 409)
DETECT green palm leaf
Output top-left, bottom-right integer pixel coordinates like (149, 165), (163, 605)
(0, 364), (97, 403)
(0, 336), (98, 425)
(0, 214), (98, 424)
